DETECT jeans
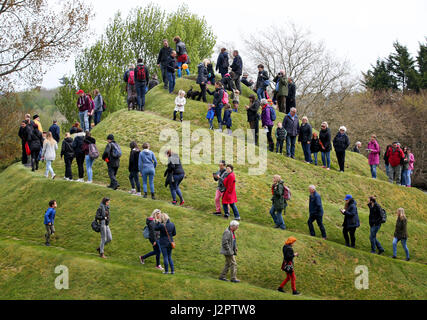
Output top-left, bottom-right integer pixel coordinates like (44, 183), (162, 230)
(369, 225), (384, 252)
(143, 241), (161, 266)
(302, 141), (312, 162)
(45, 224), (55, 243)
(406, 169), (412, 186)
(370, 164), (377, 179)
(167, 72), (175, 93)
(136, 84), (146, 110)
(64, 157), (73, 179)
(170, 173), (184, 202)
(129, 170), (141, 193)
(177, 61), (190, 78)
(161, 245), (174, 273)
(286, 135), (297, 158)
(45, 160), (55, 178)
(385, 164), (390, 177)
(388, 165), (402, 184)
(321, 151), (331, 168)
(215, 104), (223, 129)
(276, 139), (284, 153)
(392, 237), (409, 259)
(312, 152), (318, 165)
(270, 205), (286, 229)
(85, 155), (94, 182)
(94, 111), (102, 125)
(142, 167), (155, 194)
(99, 221), (112, 254)
(307, 215), (326, 238)
(257, 87), (266, 100)
(208, 119), (214, 129)
(160, 64), (168, 88)
(215, 189), (224, 212)
(79, 110), (89, 132)
(223, 203), (240, 219)
(343, 227), (356, 247)
(108, 165), (119, 188)
(336, 151), (346, 171)
(76, 153), (85, 179)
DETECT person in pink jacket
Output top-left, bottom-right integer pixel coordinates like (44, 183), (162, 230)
(405, 148), (415, 187)
(367, 134), (380, 179)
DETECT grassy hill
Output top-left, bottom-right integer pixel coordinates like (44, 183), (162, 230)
(0, 78), (426, 300)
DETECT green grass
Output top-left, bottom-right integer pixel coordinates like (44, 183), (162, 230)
(0, 78), (426, 300)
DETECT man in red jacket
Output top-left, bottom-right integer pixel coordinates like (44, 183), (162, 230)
(386, 142), (405, 184)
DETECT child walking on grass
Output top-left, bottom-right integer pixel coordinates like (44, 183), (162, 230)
(43, 200), (57, 246)
(173, 89), (186, 122)
(206, 104), (215, 130)
(223, 104), (233, 135)
(231, 89), (240, 112)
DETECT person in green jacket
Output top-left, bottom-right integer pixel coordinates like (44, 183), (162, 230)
(270, 175), (287, 230)
(275, 70), (288, 113)
(392, 208), (410, 261)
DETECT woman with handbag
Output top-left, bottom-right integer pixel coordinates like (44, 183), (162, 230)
(277, 236), (300, 295)
(155, 212), (176, 274)
(140, 209), (164, 270)
(96, 197), (112, 259)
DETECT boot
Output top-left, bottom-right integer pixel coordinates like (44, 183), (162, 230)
(151, 193), (156, 200)
(143, 192), (148, 198)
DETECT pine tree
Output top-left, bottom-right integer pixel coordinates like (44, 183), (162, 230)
(363, 59), (397, 91)
(416, 41), (427, 89)
(387, 41), (418, 92)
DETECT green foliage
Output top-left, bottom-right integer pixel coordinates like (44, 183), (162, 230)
(54, 76), (79, 129)
(363, 59), (397, 91)
(387, 41), (418, 92)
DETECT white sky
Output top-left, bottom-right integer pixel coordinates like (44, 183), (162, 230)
(41, 0), (427, 89)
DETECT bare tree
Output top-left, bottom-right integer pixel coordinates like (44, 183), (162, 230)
(0, 0), (92, 91)
(244, 22), (357, 115)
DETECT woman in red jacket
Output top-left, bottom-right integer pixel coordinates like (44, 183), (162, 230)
(221, 165), (240, 220)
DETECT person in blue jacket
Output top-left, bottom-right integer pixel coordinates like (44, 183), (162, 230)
(138, 142), (158, 200)
(222, 104), (233, 135)
(48, 120), (60, 143)
(307, 185), (327, 239)
(43, 200), (57, 246)
(207, 81), (225, 132)
(216, 48), (229, 78)
(155, 212), (177, 274)
(340, 194), (360, 247)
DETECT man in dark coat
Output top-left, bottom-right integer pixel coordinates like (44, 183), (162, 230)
(230, 50), (243, 93)
(286, 77), (296, 114)
(256, 64), (269, 100)
(18, 120), (29, 165)
(308, 185), (327, 239)
(333, 126), (350, 172)
(134, 58), (150, 111)
(157, 39), (173, 89)
(48, 120), (60, 143)
(282, 107), (299, 158)
(166, 51), (178, 94)
(246, 95), (260, 145)
(216, 48), (229, 78)
(102, 134), (121, 190)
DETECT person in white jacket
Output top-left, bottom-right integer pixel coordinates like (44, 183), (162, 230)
(41, 131), (58, 179)
(173, 90), (186, 122)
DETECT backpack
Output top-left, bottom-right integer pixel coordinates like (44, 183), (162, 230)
(110, 142), (122, 158)
(268, 105), (277, 121)
(88, 143), (99, 160)
(91, 219), (101, 233)
(221, 90), (229, 104)
(143, 226), (150, 239)
(128, 70), (135, 85)
(380, 207), (387, 224)
(283, 185), (291, 201)
(136, 65), (146, 82)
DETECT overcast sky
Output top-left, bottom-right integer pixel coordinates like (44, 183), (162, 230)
(40, 0), (427, 89)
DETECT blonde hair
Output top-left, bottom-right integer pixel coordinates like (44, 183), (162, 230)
(160, 212), (170, 224)
(203, 59), (210, 66)
(178, 90), (185, 97)
(302, 116), (308, 122)
(397, 208), (407, 220)
(273, 174), (281, 183)
(45, 131), (56, 145)
(151, 209), (162, 221)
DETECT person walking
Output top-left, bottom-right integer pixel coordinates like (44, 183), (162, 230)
(173, 90), (186, 122)
(124, 64), (137, 110)
(307, 185), (327, 239)
(216, 48), (229, 79)
(155, 213), (176, 274)
(48, 120), (60, 143)
(219, 220), (240, 283)
(102, 134), (121, 190)
(383, 144), (393, 177)
(275, 122), (287, 154)
(406, 148), (415, 187)
(212, 160), (227, 216)
(277, 236), (300, 295)
(140, 209), (164, 270)
(43, 200), (57, 246)
(270, 175), (287, 230)
(174, 36), (190, 78)
(367, 135), (380, 179)
(367, 196), (385, 255)
(76, 90), (90, 132)
(385, 142), (405, 184)
(165, 150), (185, 205)
(157, 39), (173, 90)
(18, 120), (29, 166)
(222, 165), (240, 220)
(138, 142), (158, 199)
(82, 131), (97, 184)
(128, 141), (141, 196)
(207, 81), (225, 131)
(255, 64), (269, 100)
(93, 89), (104, 125)
(340, 195), (360, 248)
(401, 147), (413, 187)
(72, 128), (86, 182)
(333, 126), (350, 172)
(166, 50), (178, 93)
(230, 50), (243, 93)
(286, 77), (296, 114)
(246, 94), (260, 145)
(196, 59), (209, 102)
(282, 107), (299, 159)
(41, 131), (58, 179)
(28, 123), (43, 172)
(310, 133), (321, 165)
(134, 58), (150, 111)
(298, 116), (312, 163)
(274, 70), (288, 113)
(319, 122), (332, 170)
(61, 132), (74, 181)
(260, 98), (275, 152)
(392, 208), (410, 261)
(96, 197), (112, 259)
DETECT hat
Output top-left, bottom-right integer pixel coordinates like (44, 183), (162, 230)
(248, 94), (256, 100)
(224, 73), (230, 77)
(344, 194), (353, 201)
(107, 134), (114, 141)
(285, 236), (297, 245)
(75, 89), (85, 95)
(33, 114), (39, 120)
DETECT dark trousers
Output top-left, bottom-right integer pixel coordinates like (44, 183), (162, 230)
(336, 151), (346, 171)
(308, 215), (327, 238)
(276, 139), (284, 153)
(277, 95), (286, 113)
(343, 227), (356, 247)
(108, 165), (119, 188)
(170, 173), (184, 202)
(31, 149), (40, 171)
(143, 241), (161, 266)
(64, 157), (73, 179)
(215, 105), (223, 129)
(286, 97), (295, 114)
(233, 73), (241, 93)
(160, 64), (168, 88)
(76, 153), (85, 179)
(129, 171), (141, 192)
(302, 141), (312, 163)
(21, 142), (28, 164)
(286, 135), (297, 158)
(249, 120), (259, 145)
(197, 84), (207, 102)
(266, 125), (274, 151)
(173, 111), (183, 121)
(160, 245), (174, 273)
(136, 84), (146, 110)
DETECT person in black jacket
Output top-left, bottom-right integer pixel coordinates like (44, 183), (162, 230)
(134, 58), (150, 111)
(221, 72), (235, 92)
(155, 212), (177, 274)
(128, 141), (141, 196)
(207, 81), (225, 131)
(319, 122), (332, 169)
(367, 196), (385, 254)
(333, 126), (350, 172)
(278, 237), (300, 295)
(241, 72), (255, 90)
(96, 197), (112, 259)
(72, 128), (85, 181)
(230, 50), (243, 93)
(310, 132), (321, 165)
(18, 121), (29, 165)
(286, 77), (296, 114)
(298, 116), (312, 163)
(196, 59), (209, 102)
(140, 209), (164, 270)
(166, 51), (177, 94)
(61, 133), (74, 181)
(165, 150), (185, 205)
(256, 64), (269, 100)
(157, 39), (173, 90)
(216, 48), (229, 78)
(340, 195), (360, 247)
(245, 94), (260, 145)
(102, 134), (121, 190)
(28, 122), (43, 172)
(383, 144), (392, 177)
(207, 62), (215, 84)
